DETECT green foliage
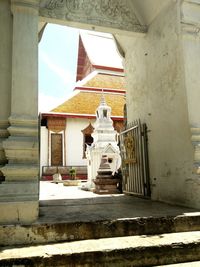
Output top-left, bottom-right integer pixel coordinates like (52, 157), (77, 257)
(69, 168), (76, 180)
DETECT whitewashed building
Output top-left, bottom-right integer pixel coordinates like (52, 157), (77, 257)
(40, 31), (125, 180)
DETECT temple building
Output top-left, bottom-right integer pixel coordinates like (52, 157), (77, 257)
(40, 31), (125, 180)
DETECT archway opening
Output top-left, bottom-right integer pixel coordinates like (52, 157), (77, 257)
(39, 23), (126, 205)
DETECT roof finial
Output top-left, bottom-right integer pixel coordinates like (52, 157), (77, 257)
(101, 89), (106, 105)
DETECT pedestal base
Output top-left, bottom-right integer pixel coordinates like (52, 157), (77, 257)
(93, 178), (121, 194)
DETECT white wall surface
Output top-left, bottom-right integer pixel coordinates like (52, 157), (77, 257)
(117, 1), (195, 207)
(66, 118), (95, 166)
(40, 118), (95, 170)
(182, 34), (200, 127)
(40, 126), (48, 176)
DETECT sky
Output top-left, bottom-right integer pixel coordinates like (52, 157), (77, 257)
(38, 24), (79, 112)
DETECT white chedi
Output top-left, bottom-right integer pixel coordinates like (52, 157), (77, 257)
(91, 95), (119, 151)
(83, 95), (121, 191)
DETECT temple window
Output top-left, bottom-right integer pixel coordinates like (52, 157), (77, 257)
(108, 158), (113, 163)
(81, 123), (94, 158)
(41, 118), (47, 127)
(83, 134), (94, 157)
(103, 109), (107, 118)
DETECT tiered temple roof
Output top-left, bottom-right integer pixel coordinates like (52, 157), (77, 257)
(51, 91), (125, 118)
(43, 30), (126, 120)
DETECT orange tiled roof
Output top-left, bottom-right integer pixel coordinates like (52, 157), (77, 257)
(81, 73), (125, 90)
(51, 91), (125, 117)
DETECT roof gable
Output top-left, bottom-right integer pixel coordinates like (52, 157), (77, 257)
(103, 144), (118, 154)
(76, 36), (94, 81)
(76, 31), (124, 82)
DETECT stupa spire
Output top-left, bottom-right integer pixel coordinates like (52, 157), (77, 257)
(100, 89), (106, 105)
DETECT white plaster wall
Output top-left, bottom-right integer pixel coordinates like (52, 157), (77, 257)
(182, 37), (200, 127)
(40, 126), (48, 176)
(117, 1), (195, 207)
(40, 118), (95, 170)
(132, 0), (171, 26)
(180, 7), (200, 208)
(66, 118), (95, 166)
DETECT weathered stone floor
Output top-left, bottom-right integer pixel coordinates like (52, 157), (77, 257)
(39, 181), (200, 223)
(1, 182), (200, 266)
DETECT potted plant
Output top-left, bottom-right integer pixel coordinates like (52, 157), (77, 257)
(69, 168), (76, 180)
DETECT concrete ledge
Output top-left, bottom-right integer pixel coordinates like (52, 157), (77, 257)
(1, 231), (200, 266)
(63, 180), (81, 186)
(1, 214), (200, 246)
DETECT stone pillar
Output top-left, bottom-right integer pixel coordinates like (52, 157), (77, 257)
(0, 0), (39, 223)
(181, 0), (200, 174)
(0, 0), (12, 179)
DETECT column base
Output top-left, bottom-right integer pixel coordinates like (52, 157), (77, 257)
(0, 120), (9, 179)
(0, 201), (38, 224)
(2, 115), (39, 180)
(191, 127), (200, 174)
(1, 164), (38, 181)
(0, 116), (40, 223)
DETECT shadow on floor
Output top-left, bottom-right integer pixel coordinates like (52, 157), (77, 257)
(39, 192), (200, 223)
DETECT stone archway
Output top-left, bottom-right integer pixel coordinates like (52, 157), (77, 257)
(1, 0), (200, 224)
(39, 0), (147, 34)
(0, 0), (146, 224)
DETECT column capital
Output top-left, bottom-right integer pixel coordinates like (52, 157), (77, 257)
(181, 0), (200, 39)
(11, 0), (39, 15)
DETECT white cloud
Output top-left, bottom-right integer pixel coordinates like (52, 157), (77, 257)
(38, 92), (66, 113)
(39, 50), (74, 85)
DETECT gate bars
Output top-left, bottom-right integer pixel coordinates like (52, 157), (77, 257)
(119, 120), (151, 197)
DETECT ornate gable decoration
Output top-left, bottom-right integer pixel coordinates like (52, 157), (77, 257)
(48, 117), (66, 132)
(39, 0), (147, 34)
(103, 144), (117, 154)
(81, 123), (94, 135)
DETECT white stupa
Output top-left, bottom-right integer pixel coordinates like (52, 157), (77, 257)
(83, 95), (121, 191)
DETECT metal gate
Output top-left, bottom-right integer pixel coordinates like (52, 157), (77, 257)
(119, 120), (151, 197)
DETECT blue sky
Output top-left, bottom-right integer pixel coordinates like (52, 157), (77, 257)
(38, 24), (79, 112)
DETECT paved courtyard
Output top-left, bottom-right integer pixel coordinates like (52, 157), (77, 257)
(39, 181), (200, 223)
(39, 181), (114, 200)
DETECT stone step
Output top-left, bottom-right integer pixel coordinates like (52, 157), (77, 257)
(1, 231), (200, 266)
(156, 262), (200, 266)
(1, 213), (200, 247)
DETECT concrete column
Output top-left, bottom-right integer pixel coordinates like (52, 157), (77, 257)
(0, 0), (12, 179)
(0, 0), (39, 223)
(181, 0), (200, 174)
